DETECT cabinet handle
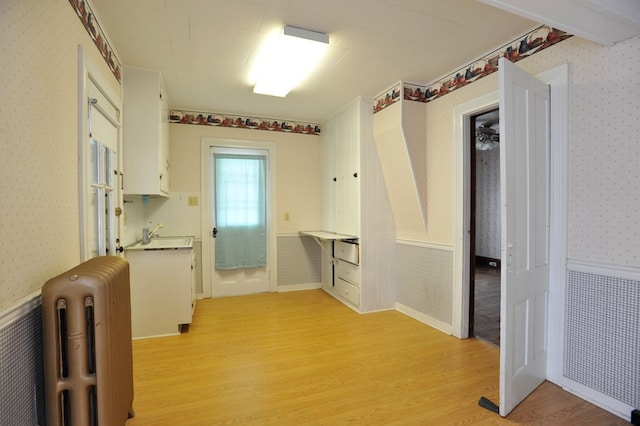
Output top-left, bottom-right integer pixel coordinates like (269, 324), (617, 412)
(353, 172), (358, 178)
(333, 177), (337, 182)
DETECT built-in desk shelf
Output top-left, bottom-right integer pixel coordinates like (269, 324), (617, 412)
(299, 230), (360, 309)
(298, 230), (357, 240)
(299, 230), (357, 263)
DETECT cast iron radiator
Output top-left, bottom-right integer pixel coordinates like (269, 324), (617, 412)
(42, 256), (135, 425)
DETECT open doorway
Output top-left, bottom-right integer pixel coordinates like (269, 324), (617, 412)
(469, 108), (501, 346)
(453, 63), (569, 415)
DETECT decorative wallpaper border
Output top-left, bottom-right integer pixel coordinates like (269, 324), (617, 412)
(373, 83), (403, 113)
(374, 25), (572, 113)
(169, 110), (321, 135)
(68, 0), (122, 83)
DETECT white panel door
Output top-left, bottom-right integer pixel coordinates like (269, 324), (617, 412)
(499, 58), (550, 416)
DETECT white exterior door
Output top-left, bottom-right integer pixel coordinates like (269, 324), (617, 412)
(499, 58), (550, 416)
(209, 147), (270, 297)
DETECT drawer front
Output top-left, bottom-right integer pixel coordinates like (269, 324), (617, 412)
(335, 278), (359, 306)
(336, 260), (360, 285)
(335, 241), (359, 264)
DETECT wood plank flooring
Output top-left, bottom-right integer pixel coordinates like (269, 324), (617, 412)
(126, 290), (627, 425)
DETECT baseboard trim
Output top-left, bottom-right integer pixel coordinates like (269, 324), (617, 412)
(277, 282), (321, 292)
(562, 377), (633, 421)
(395, 302), (453, 335)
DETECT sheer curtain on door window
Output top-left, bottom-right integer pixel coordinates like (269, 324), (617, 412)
(214, 153), (267, 270)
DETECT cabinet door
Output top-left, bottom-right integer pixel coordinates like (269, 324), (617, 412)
(322, 118), (337, 232)
(335, 102), (360, 236)
(158, 82), (169, 194)
(122, 66), (169, 196)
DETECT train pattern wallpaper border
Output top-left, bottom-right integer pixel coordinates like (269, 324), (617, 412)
(374, 25), (572, 113)
(68, 0), (122, 82)
(68, 3), (570, 133)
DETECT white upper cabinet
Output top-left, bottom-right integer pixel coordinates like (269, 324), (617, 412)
(321, 97), (396, 313)
(324, 98), (364, 237)
(321, 118), (337, 232)
(122, 66), (170, 197)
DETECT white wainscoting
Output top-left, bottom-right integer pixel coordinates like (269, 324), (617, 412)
(562, 260), (640, 420)
(394, 240), (454, 334)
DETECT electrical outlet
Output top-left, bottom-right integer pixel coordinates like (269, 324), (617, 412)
(188, 196), (199, 206)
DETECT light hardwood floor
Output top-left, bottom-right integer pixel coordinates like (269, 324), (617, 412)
(126, 290), (626, 425)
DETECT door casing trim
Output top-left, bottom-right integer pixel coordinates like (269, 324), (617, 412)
(452, 64), (569, 385)
(200, 138), (278, 298)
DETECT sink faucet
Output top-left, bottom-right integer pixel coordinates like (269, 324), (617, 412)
(142, 223), (164, 244)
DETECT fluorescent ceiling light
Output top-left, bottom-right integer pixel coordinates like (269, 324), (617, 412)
(253, 25), (329, 97)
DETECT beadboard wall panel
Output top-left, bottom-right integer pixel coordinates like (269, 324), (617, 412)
(360, 99), (397, 312)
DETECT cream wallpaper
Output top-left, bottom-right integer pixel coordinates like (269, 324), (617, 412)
(402, 100), (428, 228)
(0, 0), (120, 310)
(425, 35), (640, 267)
(167, 124), (323, 235)
(2, 0), (638, 314)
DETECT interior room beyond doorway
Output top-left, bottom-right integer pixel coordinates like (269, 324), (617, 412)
(470, 108), (501, 346)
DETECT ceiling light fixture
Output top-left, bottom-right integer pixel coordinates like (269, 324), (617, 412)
(475, 123), (500, 151)
(253, 25), (329, 98)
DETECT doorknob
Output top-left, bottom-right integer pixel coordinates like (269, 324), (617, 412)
(212, 227), (217, 238)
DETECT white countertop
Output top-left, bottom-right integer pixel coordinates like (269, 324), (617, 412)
(299, 230), (357, 240)
(126, 236), (194, 250)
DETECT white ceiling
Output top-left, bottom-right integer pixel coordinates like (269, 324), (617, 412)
(479, 0), (640, 47)
(89, 0), (637, 123)
(91, 0), (539, 122)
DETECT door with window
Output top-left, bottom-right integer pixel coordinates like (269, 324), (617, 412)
(82, 76), (121, 260)
(210, 147), (269, 296)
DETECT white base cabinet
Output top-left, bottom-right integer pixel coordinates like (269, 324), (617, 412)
(125, 248), (194, 339)
(328, 240), (361, 309)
